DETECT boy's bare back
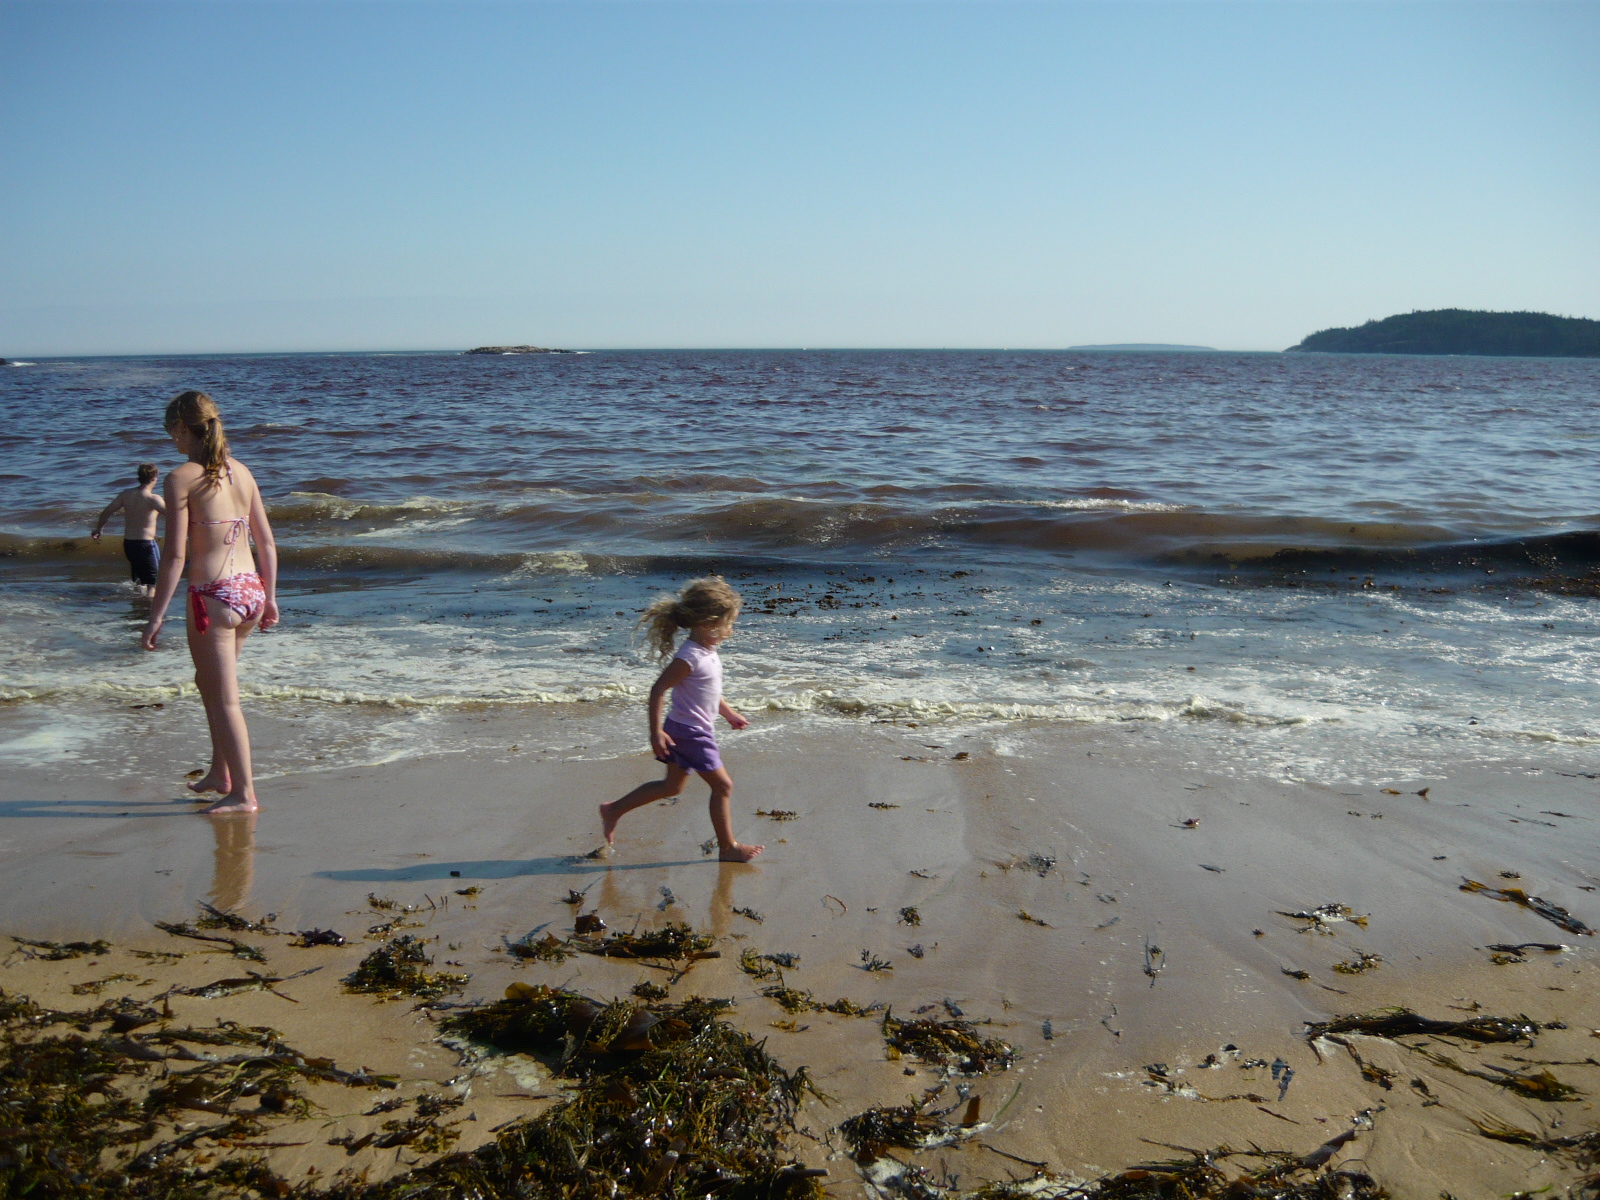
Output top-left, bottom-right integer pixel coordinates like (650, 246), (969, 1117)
(116, 486), (164, 540)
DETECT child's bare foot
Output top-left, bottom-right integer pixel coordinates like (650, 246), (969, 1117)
(599, 800), (621, 846)
(718, 841), (763, 863)
(200, 794), (258, 815)
(187, 771), (230, 795)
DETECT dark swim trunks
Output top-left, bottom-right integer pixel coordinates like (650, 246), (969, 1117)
(124, 538), (160, 587)
(655, 717), (723, 774)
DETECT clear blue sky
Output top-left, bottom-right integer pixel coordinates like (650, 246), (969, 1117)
(2, 0), (1596, 354)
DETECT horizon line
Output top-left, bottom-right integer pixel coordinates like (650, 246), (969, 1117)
(6, 345), (1281, 360)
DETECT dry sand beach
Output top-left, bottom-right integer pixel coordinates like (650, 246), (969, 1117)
(4, 702), (1599, 1197)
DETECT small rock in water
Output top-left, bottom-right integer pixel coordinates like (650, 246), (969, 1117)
(1042, 1019), (1054, 1040)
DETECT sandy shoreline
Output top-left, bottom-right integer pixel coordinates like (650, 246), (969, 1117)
(3, 704), (1599, 1195)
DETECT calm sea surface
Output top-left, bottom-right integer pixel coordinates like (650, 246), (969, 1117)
(2, 349), (1597, 783)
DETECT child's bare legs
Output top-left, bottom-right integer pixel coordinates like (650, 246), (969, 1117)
(187, 598), (259, 814)
(600, 765), (689, 845)
(701, 766), (762, 862)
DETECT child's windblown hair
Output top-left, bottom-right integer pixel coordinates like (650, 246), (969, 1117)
(639, 576), (742, 658)
(137, 463), (158, 484)
(163, 390), (232, 483)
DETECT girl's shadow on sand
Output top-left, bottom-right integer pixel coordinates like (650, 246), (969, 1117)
(318, 857), (709, 883)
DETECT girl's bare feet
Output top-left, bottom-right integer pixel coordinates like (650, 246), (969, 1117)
(200, 793), (258, 815)
(187, 771), (230, 795)
(718, 841), (763, 863)
(599, 800), (622, 846)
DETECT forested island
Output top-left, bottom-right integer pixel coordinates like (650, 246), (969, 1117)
(1288, 309), (1600, 358)
(463, 345), (572, 355)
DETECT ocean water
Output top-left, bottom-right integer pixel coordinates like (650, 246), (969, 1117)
(2, 349), (1597, 784)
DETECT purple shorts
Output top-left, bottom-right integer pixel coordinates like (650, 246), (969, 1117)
(657, 718), (723, 774)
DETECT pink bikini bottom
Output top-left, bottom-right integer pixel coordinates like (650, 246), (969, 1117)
(190, 572), (266, 633)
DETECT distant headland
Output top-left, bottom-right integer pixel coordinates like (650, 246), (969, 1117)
(463, 345), (572, 355)
(1288, 309), (1600, 358)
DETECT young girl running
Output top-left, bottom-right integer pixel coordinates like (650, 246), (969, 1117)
(600, 577), (763, 862)
(141, 391), (279, 814)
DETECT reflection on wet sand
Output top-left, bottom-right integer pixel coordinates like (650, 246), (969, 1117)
(208, 812), (256, 911)
(709, 859), (752, 941)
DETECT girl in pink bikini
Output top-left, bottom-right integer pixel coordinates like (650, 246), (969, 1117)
(141, 390), (279, 814)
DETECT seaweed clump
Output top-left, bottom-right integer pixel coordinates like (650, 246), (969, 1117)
(1276, 904), (1368, 934)
(882, 1009), (1014, 1075)
(343, 935), (468, 999)
(420, 981), (826, 1199)
(0, 987), (399, 1199)
(760, 980), (880, 1018)
(1306, 1007), (1538, 1045)
(1331, 951), (1383, 975)
(839, 1099), (983, 1162)
(8, 936), (111, 961)
(1468, 1113), (1600, 1164)
(1460, 878), (1595, 937)
(574, 921), (717, 962)
(508, 932), (576, 963)
(1070, 1145), (1389, 1200)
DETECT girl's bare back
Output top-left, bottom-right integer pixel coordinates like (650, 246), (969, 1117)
(175, 458), (260, 583)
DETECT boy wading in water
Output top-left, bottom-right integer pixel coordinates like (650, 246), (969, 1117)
(600, 577), (763, 862)
(92, 463), (166, 596)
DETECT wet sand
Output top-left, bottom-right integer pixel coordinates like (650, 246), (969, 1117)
(3, 704), (1599, 1194)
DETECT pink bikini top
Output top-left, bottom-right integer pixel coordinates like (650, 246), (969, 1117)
(192, 515), (250, 582)
(189, 464), (250, 582)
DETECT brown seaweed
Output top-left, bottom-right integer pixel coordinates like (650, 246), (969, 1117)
(0, 993), (408, 1199)
(1066, 1144), (1387, 1200)
(154, 921), (265, 962)
(838, 1101), (982, 1161)
(1306, 1007), (1538, 1045)
(573, 922), (716, 961)
(739, 947), (799, 978)
(195, 903), (278, 935)
(9, 936), (112, 961)
(508, 932), (576, 963)
(1468, 1114), (1600, 1163)
(882, 1009), (1014, 1075)
(342, 935), (468, 999)
(1460, 878), (1595, 937)
(1412, 1046), (1582, 1101)
(1331, 951), (1383, 975)
(740, 947), (779, 980)
(291, 928), (346, 947)
(331, 1104), (462, 1157)
(1276, 903), (1369, 934)
(424, 989), (823, 1199)
(760, 981), (880, 1018)
(71, 974), (141, 996)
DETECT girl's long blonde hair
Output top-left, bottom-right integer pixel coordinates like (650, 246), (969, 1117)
(639, 576), (742, 659)
(164, 390), (231, 483)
